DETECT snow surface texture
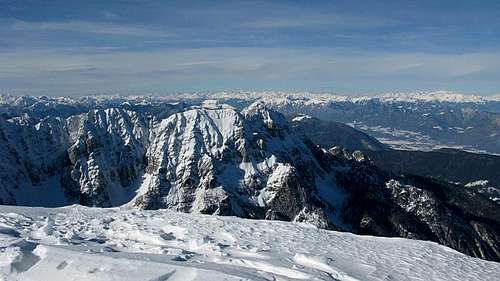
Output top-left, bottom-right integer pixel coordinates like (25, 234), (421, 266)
(1, 205), (499, 281)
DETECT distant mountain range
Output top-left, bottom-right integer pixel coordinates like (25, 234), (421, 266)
(256, 92), (500, 154)
(3, 91), (499, 153)
(0, 95), (499, 261)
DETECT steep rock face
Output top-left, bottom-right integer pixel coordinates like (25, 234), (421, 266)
(290, 117), (500, 205)
(132, 105), (334, 226)
(332, 154), (500, 262)
(0, 115), (70, 205)
(0, 108), (151, 207)
(364, 148), (500, 204)
(66, 108), (150, 206)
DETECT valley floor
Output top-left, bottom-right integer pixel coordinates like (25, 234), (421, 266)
(0, 205), (498, 281)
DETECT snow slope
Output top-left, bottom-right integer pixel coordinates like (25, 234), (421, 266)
(1, 205), (498, 281)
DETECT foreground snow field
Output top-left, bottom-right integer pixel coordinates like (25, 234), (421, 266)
(0, 205), (498, 281)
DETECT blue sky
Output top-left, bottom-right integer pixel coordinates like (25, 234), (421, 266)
(1, 0), (499, 96)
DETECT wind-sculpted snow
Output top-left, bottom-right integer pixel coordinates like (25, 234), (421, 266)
(1, 205), (499, 281)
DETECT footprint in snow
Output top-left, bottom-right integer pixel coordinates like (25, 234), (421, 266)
(56, 261), (68, 270)
(161, 225), (187, 240)
(293, 253), (360, 281)
(172, 253), (194, 262)
(160, 232), (176, 241)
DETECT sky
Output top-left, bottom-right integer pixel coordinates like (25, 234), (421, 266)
(0, 0), (500, 96)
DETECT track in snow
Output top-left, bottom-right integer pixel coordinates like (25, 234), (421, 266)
(1, 205), (499, 281)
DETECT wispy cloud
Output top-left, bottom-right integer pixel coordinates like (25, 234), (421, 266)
(6, 20), (171, 37)
(1, 47), (499, 95)
(241, 14), (396, 29)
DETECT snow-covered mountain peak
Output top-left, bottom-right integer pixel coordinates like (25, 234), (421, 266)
(371, 91), (491, 103)
(154, 107), (245, 156)
(2, 92), (500, 122)
(132, 105), (332, 225)
(243, 101), (289, 132)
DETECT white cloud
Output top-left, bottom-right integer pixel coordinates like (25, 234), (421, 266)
(0, 48), (499, 95)
(6, 20), (171, 37)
